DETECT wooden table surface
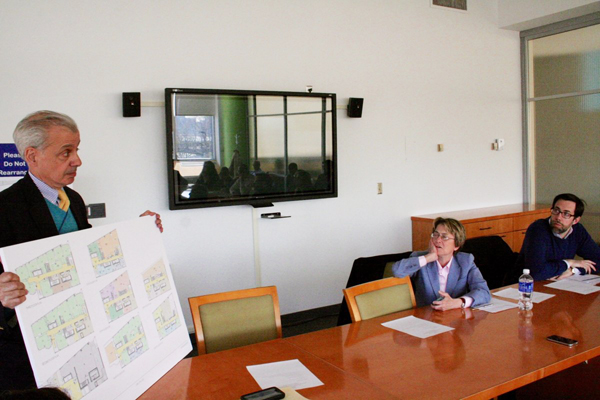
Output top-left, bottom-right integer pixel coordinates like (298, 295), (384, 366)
(139, 282), (600, 399)
(137, 338), (396, 400)
(287, 282), (600, 399)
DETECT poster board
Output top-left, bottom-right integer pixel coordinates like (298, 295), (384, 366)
(0, 217), (192, 399)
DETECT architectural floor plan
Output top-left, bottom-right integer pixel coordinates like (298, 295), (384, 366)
(88, 229), (126, 277)
(16, 244), (79, 299)
(46, 340), (108, 400)
(143, 259), (171, 301)
(1, 217), (192, 400)
(100, 271), (137, 323)
(32, 292), (93, 353)
(153, 295), (181, 340)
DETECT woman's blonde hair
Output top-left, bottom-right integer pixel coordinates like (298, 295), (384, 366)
(433, 217), (466, 250)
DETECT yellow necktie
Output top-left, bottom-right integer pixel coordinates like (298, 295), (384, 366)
(58, 189), (70, 211)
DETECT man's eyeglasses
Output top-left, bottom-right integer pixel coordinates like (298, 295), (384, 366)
(431, 232), (454, 241)
(551, 207), (575, 219)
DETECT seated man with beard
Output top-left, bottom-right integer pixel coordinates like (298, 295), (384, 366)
(516, 193), (600, 281)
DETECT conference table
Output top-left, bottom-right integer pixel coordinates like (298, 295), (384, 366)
(139, 282), (600, 399)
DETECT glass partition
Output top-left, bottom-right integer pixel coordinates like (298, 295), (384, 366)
(524, 20), (600, 239)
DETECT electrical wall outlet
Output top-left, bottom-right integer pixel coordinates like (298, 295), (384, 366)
(377, 182), (383, 195)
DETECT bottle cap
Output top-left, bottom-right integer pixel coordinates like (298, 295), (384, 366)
(523, 269), (530, 275)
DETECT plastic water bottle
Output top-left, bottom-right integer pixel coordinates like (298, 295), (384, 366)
(518, 269), (534, 311)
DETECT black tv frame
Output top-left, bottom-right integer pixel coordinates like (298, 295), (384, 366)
(165, 88), (337, 210)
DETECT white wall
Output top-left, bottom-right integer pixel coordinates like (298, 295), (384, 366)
(0, 0), (524, 329)
(498, 0), (600, 30)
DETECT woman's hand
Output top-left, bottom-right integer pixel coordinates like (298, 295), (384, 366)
(431, 291), (462, 311)
(424, 238), (439, 264)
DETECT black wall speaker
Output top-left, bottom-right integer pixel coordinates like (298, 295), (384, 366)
(347, 97), (364, 118)
(122, 92), (141, 117)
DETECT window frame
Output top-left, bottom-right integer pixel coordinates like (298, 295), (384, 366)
(520, 12), (600, 203)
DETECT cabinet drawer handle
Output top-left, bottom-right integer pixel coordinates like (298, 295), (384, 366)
(479, 227), (492, 231)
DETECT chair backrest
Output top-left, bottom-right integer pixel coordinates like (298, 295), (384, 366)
(188, 286), (282, 355)
(382, 261), (397, 278)
(337, 251), (413, 326)
(461, 236), (519, 289)
(343, 277), (416, 323)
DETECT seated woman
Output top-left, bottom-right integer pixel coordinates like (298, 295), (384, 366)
(392, 217), (491, 311)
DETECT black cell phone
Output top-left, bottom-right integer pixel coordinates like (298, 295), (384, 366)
(546, 335), (578, 347)
(434, 296), (444, 303)
(241, 387), (285, 400)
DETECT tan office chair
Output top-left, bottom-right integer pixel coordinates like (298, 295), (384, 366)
(337, 251), (412, 326)
(343, 277), (416, 323)
(188, 286), (282, 355)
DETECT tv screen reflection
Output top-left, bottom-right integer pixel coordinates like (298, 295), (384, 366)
(166, 88), (337, 209)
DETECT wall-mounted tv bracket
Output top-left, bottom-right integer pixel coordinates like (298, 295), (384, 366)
(261, 212), (291, 219)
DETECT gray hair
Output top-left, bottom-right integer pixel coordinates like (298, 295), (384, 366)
(13, 110), (79, 157)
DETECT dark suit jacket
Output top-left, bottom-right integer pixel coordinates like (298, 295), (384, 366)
(0, 174), (91, 252)
(0, 174), (91, 389)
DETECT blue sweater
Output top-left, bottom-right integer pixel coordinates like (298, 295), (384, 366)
(516, 218), (600, 280)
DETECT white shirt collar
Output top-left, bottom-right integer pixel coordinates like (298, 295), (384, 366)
(29, 172), (60, 205)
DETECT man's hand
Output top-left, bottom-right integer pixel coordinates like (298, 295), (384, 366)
(140, 210), (163, 233)
(566, 259), (596, 274)
(556, 268), (574, 281)
(431, 291), (462, 311)
(424, 238), (439, 264)
(0, 272), (28, 309)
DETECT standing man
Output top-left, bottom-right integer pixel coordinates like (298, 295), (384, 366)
(516, 193), (600, 281)
(0, 110), (162, 390)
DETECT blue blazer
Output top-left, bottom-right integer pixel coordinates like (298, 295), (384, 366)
(392, 251), (491, 308)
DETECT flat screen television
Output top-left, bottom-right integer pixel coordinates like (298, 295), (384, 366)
(165, 88), (337, 210)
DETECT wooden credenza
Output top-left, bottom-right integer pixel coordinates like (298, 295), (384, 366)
(411, 204), (551, 252)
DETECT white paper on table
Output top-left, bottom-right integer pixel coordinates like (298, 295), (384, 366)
(492, 287), (554, 303)
(493, 288), (521, 300)
(381, 315), (454, 339)
(545, 279), (600, 295)
(567, 274), (600, 285)
(530, 292), (555, 303)
(246, 359), (324, 391)
(473, 297), (518, 313)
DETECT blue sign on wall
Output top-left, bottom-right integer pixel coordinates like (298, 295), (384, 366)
(0, 144), (28, 176)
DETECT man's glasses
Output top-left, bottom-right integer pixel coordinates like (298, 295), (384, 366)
(551, 207), (575, 219)
(431, 232), (454, 241)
